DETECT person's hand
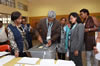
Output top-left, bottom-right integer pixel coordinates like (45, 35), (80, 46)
(85, 29), (90, 32)
(14, 51), (19, 57)
(93, 46), (99, 54)
(46, 40), (52, 47)
(66, 53), (68, 58)
(38, 35), (43, 44)
(74, 50), (78, 56)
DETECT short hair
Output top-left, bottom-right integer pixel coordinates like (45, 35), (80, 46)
(0, 21), (2, 23)
(80, 9), (89, 15)
(22, 16), (27, 21)
(11, 11), (21, 21)
(60, 17), (67, 22)
(48, 10), (56, 18)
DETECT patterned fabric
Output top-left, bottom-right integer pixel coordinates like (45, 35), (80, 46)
(8, 23), (29, 52)
(84, 16), (96, 51)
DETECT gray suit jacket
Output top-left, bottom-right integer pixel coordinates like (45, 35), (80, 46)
(70, 23), (84, 52)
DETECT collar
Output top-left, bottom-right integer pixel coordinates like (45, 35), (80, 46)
(71, 23), (77, 30)
(11, 22), (21, 28)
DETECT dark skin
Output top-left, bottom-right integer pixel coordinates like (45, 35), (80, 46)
(80, 12), (99, 32)
(22, 18), (33, 32)
(80, 12), (100, 55)
(14, 16), (22, 57)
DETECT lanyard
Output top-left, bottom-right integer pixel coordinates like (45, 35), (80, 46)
(46, 18), (53, 29)
(46, 18), (53, 41)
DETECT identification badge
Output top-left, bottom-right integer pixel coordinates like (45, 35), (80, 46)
(46, 36), (51, 41)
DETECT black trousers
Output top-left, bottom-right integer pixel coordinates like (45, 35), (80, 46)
(69, 51), (83, 66)
(58, 52), (65, 60)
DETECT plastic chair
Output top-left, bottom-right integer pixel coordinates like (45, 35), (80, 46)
(0, 45), (11, 52)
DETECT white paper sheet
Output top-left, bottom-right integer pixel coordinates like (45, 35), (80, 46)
(96, 43), (100, 52)
(56, 60), (75, 66)
(14, 64), (22, 66)
(17, 57), (40, 65)
(25, 65), (40, 66)
(40, 59), (55, 65)
(0, 55), (15, 65)
(0, 52), (10, 56)
(95, 53), (100, 60)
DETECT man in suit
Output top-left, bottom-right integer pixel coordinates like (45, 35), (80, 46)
(37, 11), (61, 47)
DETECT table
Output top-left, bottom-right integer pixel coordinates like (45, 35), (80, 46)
(1, 56), (75, 66)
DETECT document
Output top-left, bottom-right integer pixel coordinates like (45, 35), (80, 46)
(38, 46), (43, 49)
(25, 65), (40, 66)
(0, 52), (10, 56)
(40, 59), (55, 65)
(95, 53), (100, 60)
(14, 64), (22, 66)
(56, 60), (75, 66)
(0, 55), (15, 65)
(17, 57), (40, 65)
(96, 43), (100, 52)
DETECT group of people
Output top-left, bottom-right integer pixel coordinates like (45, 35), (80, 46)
(36, 9), (100, 66)
(0, 8), (100, 66)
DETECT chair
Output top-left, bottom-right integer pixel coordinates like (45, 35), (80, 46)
(0, 45), (11, 52)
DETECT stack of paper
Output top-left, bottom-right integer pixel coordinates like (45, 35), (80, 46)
(95, 43), (100, 60)
(56, 60), (75, 66)
(17, 57), (40, 65)
(14, 64), (22, 66)
(0, 55), (15, 65)
(96, 43), (100, 52)
(95, 53), (100, 60)
(0, 52), (10, 56)
(40, 59), (55, 65)
(25, 65), (40, 66)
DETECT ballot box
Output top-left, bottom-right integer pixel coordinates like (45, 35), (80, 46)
(28, 44), (57, 59)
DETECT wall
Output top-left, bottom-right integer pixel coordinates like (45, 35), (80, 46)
(29, 13), (100, 28)
(28, 0), (100, 17)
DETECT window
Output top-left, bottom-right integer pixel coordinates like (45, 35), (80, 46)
(0, 0), (15, 8)
(0, 13), (11, 25)
(18, 2), (28, 11)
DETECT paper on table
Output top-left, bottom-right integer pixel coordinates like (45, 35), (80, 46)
(38, 46), (43, 49)
(0, 52), (10, 56)
(0, 55), (15, 65)
(14, 64), (22, 66)
(40, 59), (55, 65)
(25, 64), (40, 66)
(56, 60), (75, 66)
(17, 57), (40, 65)
(96, 43), (100, 52)
(95, 53), (100, 60)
